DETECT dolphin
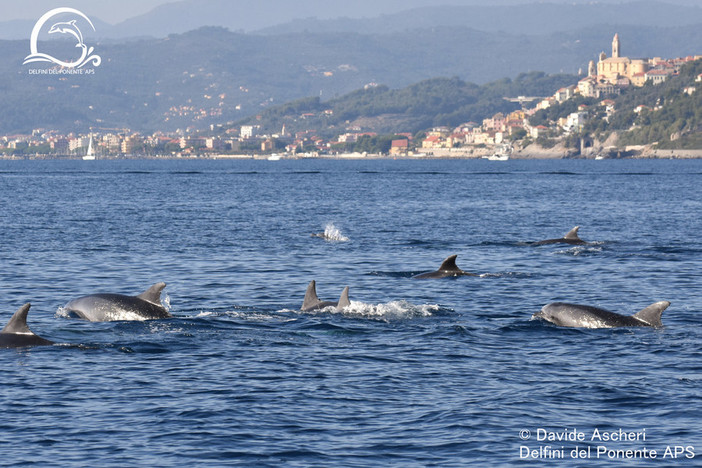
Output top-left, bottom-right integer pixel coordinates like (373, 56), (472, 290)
(1, 303), (54, 348)
(532, 301), (670, 328)
(532, 226), (587, 245)
(64, 282), (171, 322)
(301, 280), (351, 312)
(412, 255), (478, 279)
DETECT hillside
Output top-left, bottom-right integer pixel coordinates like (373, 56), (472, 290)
(239, 60), (702, 154)
(260, 1), (702, 36)
(600, 61), (702, 149)
(522, 60), (702, 151)
(1, 5), (701, 134)
(236, 73), (579, 137)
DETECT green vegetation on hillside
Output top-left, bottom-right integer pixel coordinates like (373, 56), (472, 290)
(608, 61), (702, 148)
(528, 60), (702, 150)
(240, 72), (579, 137)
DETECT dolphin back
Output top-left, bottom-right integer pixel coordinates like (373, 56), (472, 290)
(302, 280), (321, 311)
(337, 287), (351, 310)
(632, 301), (670, 327)
(137, 282), (167, 307)
(438, 255), (461, 272)
(564, 226), (581, 240)
(64, 283), (171, 322)
(1, 303), (33, 334)
(413, 254), (475, 278)
(533, 226), (586, 245)
(301, 281), (350, 311)
(0, 303), (54, 348)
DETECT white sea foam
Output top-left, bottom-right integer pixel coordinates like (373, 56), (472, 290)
(54, 306), (152, 321)
(555, 245), (604, 256)
(318, 223), (349, 242)
(197, 309), (283, 321)
(163, 293), (172, 311)
(288, 300), (439, 321)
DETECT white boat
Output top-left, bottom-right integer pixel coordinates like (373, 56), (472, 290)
(267, 153), (282, 161)
(484, 143), (512, 161)
(83, 135), (95, 160)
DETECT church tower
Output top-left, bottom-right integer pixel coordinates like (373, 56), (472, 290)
(588, 60), (596, 77)
(612, 33), (620, 58)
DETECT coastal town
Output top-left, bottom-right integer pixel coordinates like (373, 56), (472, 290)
(2, 34), (701, 160)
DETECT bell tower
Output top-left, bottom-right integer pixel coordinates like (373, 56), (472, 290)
(612, 33), (620, 58)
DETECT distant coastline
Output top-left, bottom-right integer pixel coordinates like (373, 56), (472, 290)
(3, 146), (702, 161)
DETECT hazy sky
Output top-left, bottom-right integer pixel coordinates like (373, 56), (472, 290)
(4, 0), (169, 23)
(7, 0), (701, 24)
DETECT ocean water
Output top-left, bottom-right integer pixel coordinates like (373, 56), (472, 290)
(0, 158), (700, 467)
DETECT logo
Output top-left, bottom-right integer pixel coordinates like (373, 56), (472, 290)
(23, 7), (101, 69)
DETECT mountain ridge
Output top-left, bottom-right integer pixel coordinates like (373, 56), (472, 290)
(1, 1), (700, 40)
(2, 19), (700, 133)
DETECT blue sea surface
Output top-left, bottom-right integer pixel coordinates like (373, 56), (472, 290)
(0, 158), (700, 466)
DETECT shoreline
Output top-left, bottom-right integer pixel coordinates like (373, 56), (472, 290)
(3, 146), (702, 161)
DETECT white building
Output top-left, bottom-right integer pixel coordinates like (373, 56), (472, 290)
(563, 112), (588, 133)
(240, 125), (261, 139)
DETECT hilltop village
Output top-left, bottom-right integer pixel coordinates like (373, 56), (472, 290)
(2, 34), (701, 159)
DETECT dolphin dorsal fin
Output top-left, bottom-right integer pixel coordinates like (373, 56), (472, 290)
(302, 280), (320, 310)
(137, 282), (166, 306)
(337, 287), (350, 310)
(564, 226), (581, 240)
(1, 303), (33, 335)
(438, 255), (460, 271)
(633, 301), (670, 327)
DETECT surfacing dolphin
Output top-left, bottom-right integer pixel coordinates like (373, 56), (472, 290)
(533, 301), (670, 329)
(532, 226), (587, 246)
(64, 282), (171, 322)
(412, 255), (477, 279)
(301, 280), (351, 312)
(0, 303), (54, 348)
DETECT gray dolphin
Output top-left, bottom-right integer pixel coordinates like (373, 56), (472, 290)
(533, 301), (670, 328)
(64, 282), (171, 322)
(532, 226), (587, 245)
(412, 255), (477, 279)
(1, 303), (54, 348)
(301, 280), (351, 312)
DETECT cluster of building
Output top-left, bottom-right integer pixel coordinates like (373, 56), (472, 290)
(2, 34), (700, 158)
(0, 128), (247, 158)
(577, 34), (701, 97)
(418, 34), (702, 152)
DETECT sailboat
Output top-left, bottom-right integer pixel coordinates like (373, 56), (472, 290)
(83, 135), (96, 160)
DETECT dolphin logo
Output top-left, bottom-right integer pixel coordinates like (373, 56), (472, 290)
(23, 7), (101, 69)
(48, 20), (86, 50)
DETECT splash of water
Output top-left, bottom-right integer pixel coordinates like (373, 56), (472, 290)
(315, 223), (349, 242)
(289, 300), (440, 321)
(54, 306), (152, 321)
